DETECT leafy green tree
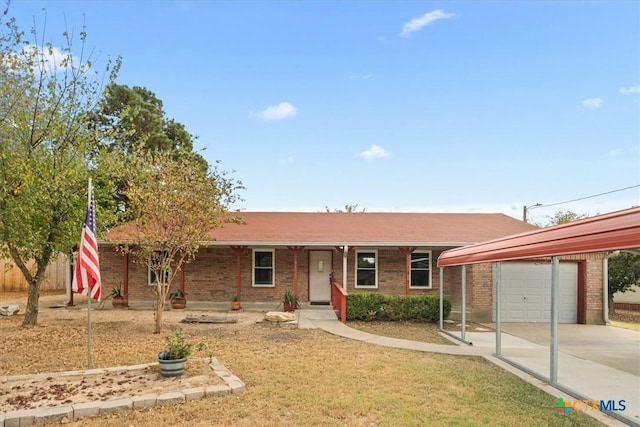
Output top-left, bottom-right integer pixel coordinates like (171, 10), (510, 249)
(91, 83), (209, 221)
(117, 151), (242, 333)
(546, 209), (589, 226)
(0, 8), (120, 326)
(608, 251), (640, 314)
(93, 83), (206, 162)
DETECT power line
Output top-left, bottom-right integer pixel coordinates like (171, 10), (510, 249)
(539, 184), (640, 209)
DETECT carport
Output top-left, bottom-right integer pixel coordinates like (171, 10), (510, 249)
(437, 207), (640, 424)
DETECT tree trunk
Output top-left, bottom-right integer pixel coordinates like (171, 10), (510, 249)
(608, 296), (616, 316)
(9, 246), (51, 327)
(24, 278), (41, 326)
(154, 299), (164, 334)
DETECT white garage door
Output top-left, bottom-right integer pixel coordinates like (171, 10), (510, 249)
(494, 262), (578, 323)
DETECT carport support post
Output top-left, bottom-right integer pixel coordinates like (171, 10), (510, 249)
(439, 267), (444, 330)
(494, 262), (502, 356)
(550, 256), (560, 383)
(461, 265), (466, 342)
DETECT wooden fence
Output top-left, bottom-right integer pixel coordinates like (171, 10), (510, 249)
(0, 254), (69, 291)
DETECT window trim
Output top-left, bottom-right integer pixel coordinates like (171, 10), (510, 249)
(148, 250), (170, 286)
(409, 250), (432, 289)
(355, 249), (378, 289)
(252, 249), (275, 287)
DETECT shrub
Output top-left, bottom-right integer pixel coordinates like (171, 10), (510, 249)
(346, 293), (451, 323)
(346, 292), (387, 321)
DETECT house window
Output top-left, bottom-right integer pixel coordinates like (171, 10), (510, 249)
(356, 250), (377, 288)
(148, 250), (170, 286)
(410, 251), (432, 288)
(253, 249), (275, 287)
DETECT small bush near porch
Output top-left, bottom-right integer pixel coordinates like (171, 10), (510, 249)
(347, 293), (451, 322)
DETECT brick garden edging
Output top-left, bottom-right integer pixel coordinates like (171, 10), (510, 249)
(0, 358), (244, 427)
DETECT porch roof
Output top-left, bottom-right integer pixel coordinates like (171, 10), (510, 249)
(437, 207), (640, 267)
(103, 211), (538, 248)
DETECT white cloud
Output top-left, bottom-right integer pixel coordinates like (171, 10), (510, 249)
(358, 144), (390, 160)
(582, 98), (602, 109)
(619, 86), (640, 94)
(400, 10), (455, 37)
(254, 102), (298, 121)
(2, 45), (79, 74)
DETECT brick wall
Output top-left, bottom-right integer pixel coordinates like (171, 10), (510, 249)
(440, 253), (607, 324)
(99, 243), (606, 324)
(102, 245), (447, 302)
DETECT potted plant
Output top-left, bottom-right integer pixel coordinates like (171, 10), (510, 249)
(168, 288), (186, 309)
(230, 293), (241, 311)
(110, 284), (128, 309)
(157, 328), (193, 377)
(283, 288), (298, 312)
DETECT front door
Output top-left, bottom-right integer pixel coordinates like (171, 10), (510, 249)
(309, 251), (332, 303)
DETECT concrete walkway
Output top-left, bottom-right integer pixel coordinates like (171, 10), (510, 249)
(297, 310), (639, 427)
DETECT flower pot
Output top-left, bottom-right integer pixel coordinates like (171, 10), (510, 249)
(170, 298), (186, 309)
(283, 302), (296, 312)
(230, 301), (241, 310)
(111, 296), (128, 309)
(158, 357), (187, 377)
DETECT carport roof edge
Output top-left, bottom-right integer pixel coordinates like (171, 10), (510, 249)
(437, 206), (640, 267)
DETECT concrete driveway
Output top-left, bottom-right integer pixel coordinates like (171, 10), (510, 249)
(492, 323), (640, 376)
(461, 323), (640, 425)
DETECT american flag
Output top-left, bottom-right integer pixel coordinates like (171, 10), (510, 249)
(72, 181), (102, 301)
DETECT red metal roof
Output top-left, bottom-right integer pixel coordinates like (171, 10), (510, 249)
(437, 207), (640, 267)
(104, 212), (538, 247)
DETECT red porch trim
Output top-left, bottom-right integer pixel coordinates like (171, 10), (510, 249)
(399, 247), (417, 295)
(123, 252), (130, 306)
(179, 263), (185, 293)
(231, 246), (248, 299)
(330, 277), (348, 323)
(287, 246), (305, 298)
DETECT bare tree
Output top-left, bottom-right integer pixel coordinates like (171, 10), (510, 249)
(117, 151), (242, 333)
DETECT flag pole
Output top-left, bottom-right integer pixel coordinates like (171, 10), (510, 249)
(86, 178), (93, 369)
(73, 177), (101, 370)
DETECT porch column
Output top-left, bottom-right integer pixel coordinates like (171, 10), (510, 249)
(461, 265), (467, 342)
(231, 246), (248, 299)
(335, 245), (354, 291)
(123, 252), (129, 305)
(399, 247), (417, 295)
(179, 264), (185, 293)
(287, 246), (305, 298)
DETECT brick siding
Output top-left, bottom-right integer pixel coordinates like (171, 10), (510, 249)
(99, 245), (606, 323)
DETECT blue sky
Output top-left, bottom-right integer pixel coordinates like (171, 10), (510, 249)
(8, 1), (640, 225)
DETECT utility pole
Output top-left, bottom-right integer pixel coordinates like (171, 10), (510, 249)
(523, 203), (542, 223)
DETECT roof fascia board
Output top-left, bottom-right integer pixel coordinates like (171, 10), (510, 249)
(99, 240), (473, 248)
(437, 207), (640, 267)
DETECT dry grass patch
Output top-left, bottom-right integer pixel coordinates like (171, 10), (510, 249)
(348, 320), (454, 345)
(609, 309), (640, 331)
(0, 292), (603, 426)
